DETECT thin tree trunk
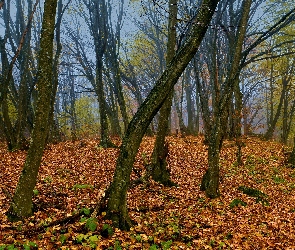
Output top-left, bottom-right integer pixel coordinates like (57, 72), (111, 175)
(47, 0), (71, 144)
(185, 70), (195, 135)
(149, 0), (177, 186)
(264, 76), (287, 140)
(233, 77), (243, 165)
(0, 38), (17, 150)
(14, 0), (32, 150)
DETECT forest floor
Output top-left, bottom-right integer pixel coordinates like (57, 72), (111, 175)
(1, 136), (295, 249)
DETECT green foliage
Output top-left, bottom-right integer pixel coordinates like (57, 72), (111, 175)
(245, 155), (255, 165)
(80, 217), (87, 223)
(33, 189), (39, 196)
(209, 239), (215, 247)
(149, 244), (159, 250)
(101, 223), (114, 237)
(88, 235), (100, 248)
(58, 96), (100, 138)
(75, 233), (100, 248)
(7, 245), (17, 250)
(80, 207), (91, 216)
(76, 234), (85, 243)
(0, 243), (32, 250)
(23, 241), (38, 250)
(272, 175), (285, 184)
(74, 96), (100, 136)
(114, 240), (122, 250)
(85, 218), (98, 232)
(72, 184), (93, 190)
(59, 234), (67, 245)
(161, 240), (173, 250)
(135, 234), (142, 242)
(229, 199), (247, 209)
(238, 186), (267, 198)
(238, 186), (269, 206)
(43, 176), (53, 183)
(225, 232), (233, 240)
(0, 98), (18, 124)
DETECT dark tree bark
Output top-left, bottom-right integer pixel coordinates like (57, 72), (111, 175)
(105, 0), (220, 230)
(149, 0), (178, 187)
(185, 72), (195, 135)
(0, 37), (17, 150)
(264, 75), (288, 140)
(8, 0), (58, 220)
(105, 0), (129, 134)
(233, 76), (243, 165)
(201, 0), (252, 198)
(0, 0), (39, 150)
(47, 0), (71, 144)
(14, 0), (33, 150)
(83, 0), (115, 148)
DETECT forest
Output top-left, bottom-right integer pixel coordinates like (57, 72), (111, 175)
(0, 0), (295, 248)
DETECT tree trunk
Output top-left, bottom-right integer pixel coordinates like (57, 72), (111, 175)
(201, 0), (252, 198)
(175, 95), (187, 136)
(233, 77), (243, 165)
(105, 0), (220, 229)
(91, 0), (115, 148)
(149, 0), (177, 186)
(194, 61), (212, 144)
(47, 0), (68, 144)
(185, 69), (195, 135)
(8, 0), (58, 220)
(264, 75), (287, 140)
(13, 0), (33, 150)
(0, 38), (17, 150)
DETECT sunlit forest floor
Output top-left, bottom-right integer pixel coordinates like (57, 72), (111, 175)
(1, 136), (295, 249)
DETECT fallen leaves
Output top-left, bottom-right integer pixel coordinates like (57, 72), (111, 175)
(0, 136), (295, 248)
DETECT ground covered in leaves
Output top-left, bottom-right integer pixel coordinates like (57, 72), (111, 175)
(1, 136), (295, 249)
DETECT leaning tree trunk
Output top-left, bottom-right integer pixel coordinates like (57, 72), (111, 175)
(105, 0), (220, 230)
(8, 0), (58, 220)
(149, 0), (177, 187)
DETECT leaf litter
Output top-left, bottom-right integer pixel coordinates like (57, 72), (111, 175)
(0, 136), (295, 249)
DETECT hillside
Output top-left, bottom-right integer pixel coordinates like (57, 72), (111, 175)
(0, 136), (295, 249)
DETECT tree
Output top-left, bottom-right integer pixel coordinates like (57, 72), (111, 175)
(104, 0), (221, 230)
(200, 0), (253, 198)
(0, 0), (39, 150)
(149, 0), (177, 186)
(8, 0), (58, 220)
(198, 0), (295, 197)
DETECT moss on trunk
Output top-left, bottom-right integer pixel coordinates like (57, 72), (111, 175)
(7, 0), (58, 220)
(105, 0), (220, 229)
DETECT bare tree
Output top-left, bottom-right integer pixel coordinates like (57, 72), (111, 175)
(8, 0), (58, 220)
(103, 0), (220, 230)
